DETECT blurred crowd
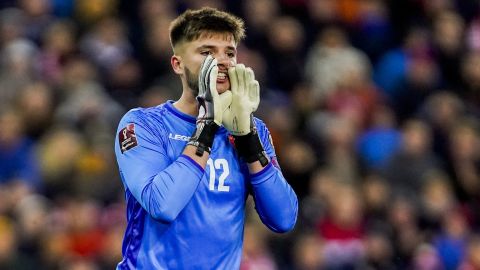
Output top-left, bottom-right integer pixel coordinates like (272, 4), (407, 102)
(1, 0), (480, 269)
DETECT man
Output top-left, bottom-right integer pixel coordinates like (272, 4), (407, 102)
(114, 7), (298, 269)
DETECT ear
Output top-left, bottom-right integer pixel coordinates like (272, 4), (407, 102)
(171, 55), (183, 75)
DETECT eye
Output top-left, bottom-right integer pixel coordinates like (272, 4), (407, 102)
(227, 52), (235, 58)
(200, 51), (212, 56)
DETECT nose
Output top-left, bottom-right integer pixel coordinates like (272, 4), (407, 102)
(216, 54), (233, 70)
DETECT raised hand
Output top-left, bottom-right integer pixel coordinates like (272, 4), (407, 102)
(223, 64), (268, 166)
(222, 64), (260, 136)
(188, 55), (232, 156)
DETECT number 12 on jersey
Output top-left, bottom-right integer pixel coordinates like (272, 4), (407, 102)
(207, 158), (230, 192)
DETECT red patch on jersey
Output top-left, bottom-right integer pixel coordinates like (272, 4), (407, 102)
(228, 134), (236, 148)
(119, 123), (138, 153)
(271, 156), (281, 170)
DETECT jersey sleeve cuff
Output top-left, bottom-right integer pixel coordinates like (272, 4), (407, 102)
(250, 162), (276, 185)
(179, 154), (205, 174)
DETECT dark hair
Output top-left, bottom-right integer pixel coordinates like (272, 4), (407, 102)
(169, 7), (245, 50)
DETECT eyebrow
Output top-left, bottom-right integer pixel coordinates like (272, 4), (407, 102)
(196, 45), (237, 51)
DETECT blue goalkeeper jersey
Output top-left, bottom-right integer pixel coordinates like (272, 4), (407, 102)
(114, 101), (298, 270)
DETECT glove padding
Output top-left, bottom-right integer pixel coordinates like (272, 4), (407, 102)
(189, 55), (232, 156)
(222, 64), (260, 136)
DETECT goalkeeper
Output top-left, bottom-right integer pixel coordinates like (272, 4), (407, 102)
(114, 7), (298, 270)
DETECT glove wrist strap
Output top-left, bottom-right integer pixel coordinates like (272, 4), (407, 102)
(233, 131), (269, 167)
(188, 121), (219, 156)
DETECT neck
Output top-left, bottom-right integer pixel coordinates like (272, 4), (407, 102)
(173, 89), (198, 117)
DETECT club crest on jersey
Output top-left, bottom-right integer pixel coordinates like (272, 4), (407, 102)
(228, 134), (236, 148)
(119, 123), (138, 153)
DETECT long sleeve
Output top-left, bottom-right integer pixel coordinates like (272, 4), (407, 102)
(249, 119), (298, 233)
(115, 110), (204, 223)
(250, 162), (298, 232)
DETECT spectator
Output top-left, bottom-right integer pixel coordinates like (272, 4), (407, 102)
(265, 16), (305, 93)
(0, 38), (39, 108)
(412, 243), (444, 270)
(305, 26), (371, 104)
(291, 232), (324, 270)
(460, 50), (480, 117)
(356, 104), (401, 170)
(387, 195), (423, 269)
(54, 57), (124, 136)
(361, 172), (391, 223)
(445, 118), (480, 203)
(79, 17), (132, 74)
(15, 81), (54, 140)
(431, 10), (466, 90)
(242, 0), (280, 54)
(17, 0), (53, 44)
(362, 229), (396, 270)
(299, 168), (335, 229)
(434, 209), (470, 270)
(38, 19), (77, 86)
(381, 119), (441, 197)
(241, 223), (277, 270)
(0, 215), (36, 269)
(373, 26), (430, 105)
(307, 113), (360, 184)
(419, 170), (457, 231)
(0, 108), (41, 190)
(316, 183), (365, 269)
(459, 234), (480, 270)
(419, 91), (465, 163)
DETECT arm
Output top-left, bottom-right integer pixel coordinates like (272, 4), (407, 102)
(115, 113), (207, 223)
(248, 123), (298, 233)
(222, 64), (298, 232)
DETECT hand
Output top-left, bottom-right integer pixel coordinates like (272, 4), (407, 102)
(223, 64), (268, 166)
(222, 64), (260, 136)
(188, 55), (232, 156)
(197, 55), (232, 126)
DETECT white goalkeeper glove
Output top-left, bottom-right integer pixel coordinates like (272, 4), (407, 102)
(222, 64), (260, 135)
(188, 55), (232, 156)
(222, 64), (268, 166)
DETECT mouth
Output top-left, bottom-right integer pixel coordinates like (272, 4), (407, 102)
(217, 71), (229, 83)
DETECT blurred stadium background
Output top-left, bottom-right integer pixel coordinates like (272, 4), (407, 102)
(1, 0), (480, 269)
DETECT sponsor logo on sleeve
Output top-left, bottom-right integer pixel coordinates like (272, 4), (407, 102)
(119, 123), (138, 153)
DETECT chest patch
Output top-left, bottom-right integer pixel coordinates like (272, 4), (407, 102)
(119, 123), (138, 153)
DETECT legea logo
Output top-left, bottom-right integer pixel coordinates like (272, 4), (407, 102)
(168, 133), (190, 141)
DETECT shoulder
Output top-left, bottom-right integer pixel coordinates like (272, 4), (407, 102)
(253, 117), (277, 156)
(118, 103), (170, 131)
(253, 117), (269, 135)
(118, 108), (145, 126)
(117, 104), (172, 138)
(253, 117), (273, 144)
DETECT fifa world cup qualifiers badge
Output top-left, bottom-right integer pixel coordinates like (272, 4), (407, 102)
(119, 123), (138, 153)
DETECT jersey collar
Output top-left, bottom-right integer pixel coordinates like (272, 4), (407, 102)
(165, 100), (196, 124)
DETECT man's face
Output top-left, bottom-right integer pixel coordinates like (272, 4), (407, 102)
(178, 32), (237, 95)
